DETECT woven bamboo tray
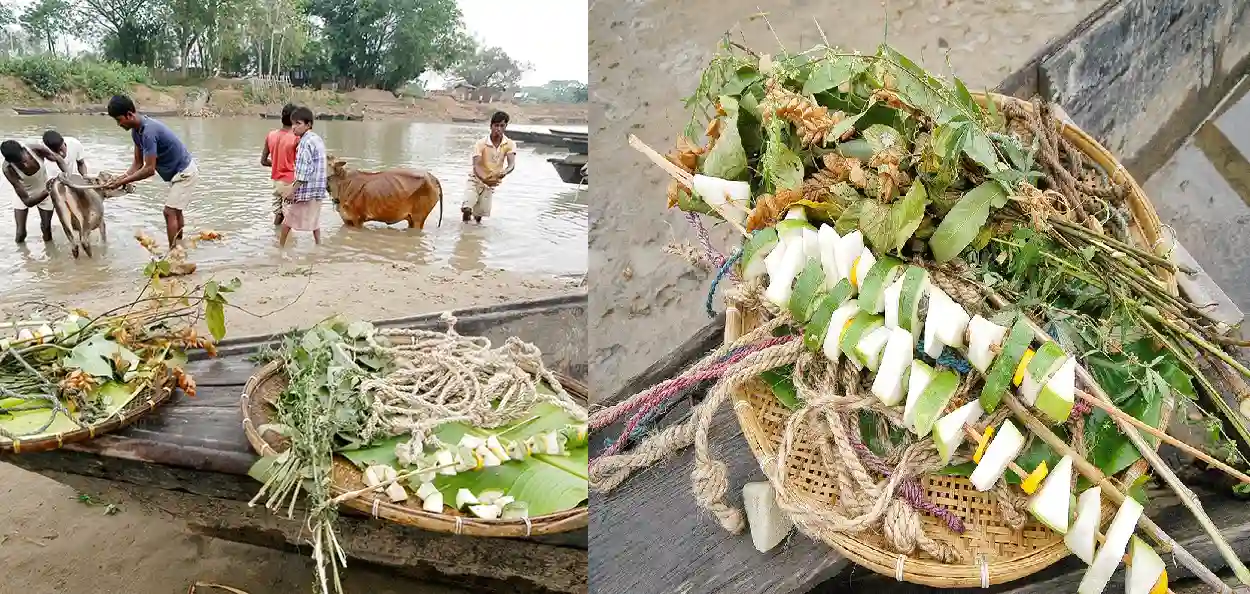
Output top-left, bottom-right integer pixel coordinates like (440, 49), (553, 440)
(728, 93), (1175, 587)
(0, 368), (174, 454)
(241, 359), (589, 538)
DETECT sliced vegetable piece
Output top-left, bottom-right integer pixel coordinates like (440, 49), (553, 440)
(966, 315), (1008, 373)
(469, 503), (502, 520)
(897, 266), (930, 336)
(415, 482), (440, 501)
(934, 399), (985, 464)
(1035, 356), (1076, 424)
(1077, 496), (1144, 594)
(789, 258), (827, 322)
(856, 325), (891, 372)
(883, 277), (904, 329)
(910, 369), (959, 438)
(980, 316), (1031, 412)
(1027, 455), (1073, 533)
(743, 481), (794, 553)
(833, 231), (865, 288)
(802, 228), (820, 271)
(1021, 341), (1068, 405)
(421, 490), (444, 513)
(765, 238), (807, 307)
(455, 488), (479, 509)
(1065, 487), (1101, 564)
(858, 256), (904, 314)
(692, 174), (752, 227)
(969, 420), (1026, 491)
(822, 301), (860, 363)
(871, 327), (913, 405)
(929, 288), (971, 348)
(840, 311), (884, 370)
(1020, 460), (1049, 495)
(741, 227), (780, 280)
(902, 360), (935, 429)
(850, 249), (876, 291)
(817, 224), (841, 289)
(804, 280), (854, 352)
(1125, 536), (1167, 594)
(922, 285), (948, 359)
(776, 217), (815, 245)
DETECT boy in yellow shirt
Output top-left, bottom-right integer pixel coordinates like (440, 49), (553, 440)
(462, 111), (516, 223)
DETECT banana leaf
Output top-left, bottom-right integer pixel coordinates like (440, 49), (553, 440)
(0, 381), (139, 440)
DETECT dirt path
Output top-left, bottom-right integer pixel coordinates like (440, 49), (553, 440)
(0, 260), (579, 594)
(587, 0), (1105, 399)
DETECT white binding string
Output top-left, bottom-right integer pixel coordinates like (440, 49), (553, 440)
(371, 497), (381, 518)
(732, 399), (751, 411)
(523, 516), (533, 537)
(760, 454), (776, 474)
(894, 554), (905, 582)
(455, 515), (464, 535)
(977, 553), (989, 588)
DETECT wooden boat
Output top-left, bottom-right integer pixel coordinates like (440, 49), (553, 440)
(562, 138), (588, 154)
(549, 128), (588, 139)
(0, 294), (588, 593)
(548, 154), (587, 185)
(453, 117), (483, 123)
(590, 1), (1250, 593)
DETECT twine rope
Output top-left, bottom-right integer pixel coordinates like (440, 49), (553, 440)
(357, 312), (586, 450)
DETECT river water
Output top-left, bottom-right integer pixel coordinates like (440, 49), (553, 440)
(0, 116), (588, 300)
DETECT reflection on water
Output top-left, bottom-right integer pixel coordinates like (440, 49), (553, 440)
(0, 116), (587, 299)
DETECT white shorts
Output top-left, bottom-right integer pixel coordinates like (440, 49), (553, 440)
(10, 193), (53, 212)
(165, 160), (200, 211)
(462, 182), (494, 217)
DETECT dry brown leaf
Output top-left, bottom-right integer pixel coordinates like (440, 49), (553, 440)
(746, 188), (803, 232)
(766, 81), (838, 147)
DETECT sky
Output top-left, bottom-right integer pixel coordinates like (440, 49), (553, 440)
(5, 0), (589, 88)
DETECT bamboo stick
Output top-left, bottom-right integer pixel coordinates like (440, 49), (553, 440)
(627, 134), (752, 237)
(1074, 389), (1250, 485)
(985, 290), (1250, 589)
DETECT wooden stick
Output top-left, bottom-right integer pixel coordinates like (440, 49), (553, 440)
(627, 134), (752, 237)
(982, 287), (1247, 589)
(1076, 389), (1250, 484)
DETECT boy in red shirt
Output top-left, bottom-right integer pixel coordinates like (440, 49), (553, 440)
(260, 103), (299, 225)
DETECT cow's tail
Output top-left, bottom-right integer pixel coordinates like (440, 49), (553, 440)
(432, 173), (444, 228)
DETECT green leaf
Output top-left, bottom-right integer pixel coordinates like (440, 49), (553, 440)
(721, 66), (761, 96)
(1005, 437), (1060, 485)
(802, 55), (865, 95)
(861, 124), (904, 154)
(770, 144), (805, 191)
(760, 366), (801, 410)
(700, 95), (748, 180)
(834, 200), (863, 235)
(1087, 388), (1163, 477)
(425, 447), (587, 517)
(828, 101), (876, 140)
(878, 44), (947, 118)
(857, 200), (894, 253)
(0, 381), (137, 440)
(888, 181), (928, 252)
(929, 181), (1008, 262)
(206, 300), (226, 342)
(962, 127), (998, 171)
(791, 199), (844, 225)
(951, 77), (981, 121)
(64, 334), (140, 378)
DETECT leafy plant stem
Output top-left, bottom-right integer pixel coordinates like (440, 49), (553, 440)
(1049, 216), (1190, 274)
(1140, 306), (1250, 380)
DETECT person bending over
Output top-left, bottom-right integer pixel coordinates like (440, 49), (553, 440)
(101, 94), (200, 249)
(2, 139), (70, 243)
(461, 111), (516, 224)
(40, 130), (88, 176)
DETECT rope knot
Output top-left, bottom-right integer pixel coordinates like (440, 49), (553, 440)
(691, 459), (745, 533)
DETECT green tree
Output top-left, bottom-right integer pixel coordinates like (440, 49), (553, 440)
(79, 0), (171, 66)
(20, 0), (74, 56)
(308, 0), (470, 91)
(449, 42), (529, 92)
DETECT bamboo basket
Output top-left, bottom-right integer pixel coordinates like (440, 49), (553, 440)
(727, 93), (1176, 587)
(241, 359), (589, 538)
(0, 368), (174, 454)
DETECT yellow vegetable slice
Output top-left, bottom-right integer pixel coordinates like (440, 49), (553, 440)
(1020, 460), (1049, 495)
(1013, 348), (1036, 387)
(972, 425), (994, 463)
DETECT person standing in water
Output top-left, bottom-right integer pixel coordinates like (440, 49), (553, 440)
(1, 139), (68, 243)
(40, 130), (88, 176)
(461, 111), (516, 224)
(260, 103), (299, 226)
(276, 106), (325, 247)
(101, 94), (200, 249)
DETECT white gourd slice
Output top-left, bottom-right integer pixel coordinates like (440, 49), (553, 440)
(415, 482), (439, 501)
(1066, 487), (1102, 564)
(802, 228), (820, 268)
(1035, 356), (1077, 424)
(421, 491), (444, 513)
(1027, 455), (1074, 533)
(883, 277), (905, 329)
(385, 482), (409, 503)
(363, 466), (385, 488)
(765, 239), (807, 307)
(931, 291), (971, 349)
(469, 503), (502, 520)
(856, 325), (891, 372)
(1078, 496), (1144, 594)
(969, 420), (1026, 491)
(817, 224), (842, 290)
(966, 315), (1009, 373)
(743, 481), (793, 552)
(851, 249), (876, 292)
(435, 449), (457, 475)
(871, 327), (914, 406)
(933, 400), (985, 464)
(691, 174), (751, 227)
(821, 301), (860, 363)
(922, 286), (947, 359)
(1125, 536), (1166, 594)
(833, 231), (865, 288)
(455, 488), (479, 509)
(902, 361), (935, 430)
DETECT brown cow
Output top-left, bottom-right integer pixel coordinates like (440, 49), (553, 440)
(325, 156), (443, 229)
(46, 171), (134, 258)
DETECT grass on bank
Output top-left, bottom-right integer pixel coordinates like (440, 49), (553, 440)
(0, 56), (150, 101)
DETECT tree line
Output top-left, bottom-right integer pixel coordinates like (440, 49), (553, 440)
(0, 0), (587, 100)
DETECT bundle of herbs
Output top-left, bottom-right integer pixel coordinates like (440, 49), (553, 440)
(0, 256), (236, 448)
(625, 36), (1250, 588)
(247, 317), (589, 594)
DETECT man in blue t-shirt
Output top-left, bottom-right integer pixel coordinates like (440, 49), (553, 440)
(102, 94), (200, 249)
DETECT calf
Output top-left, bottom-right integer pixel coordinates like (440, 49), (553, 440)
(47, 171), (133, 258)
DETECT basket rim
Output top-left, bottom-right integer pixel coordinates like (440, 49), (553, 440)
(0, 367), (174, 455)
(728, 92), (1173, 587)
(241, 358), (590, 538)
